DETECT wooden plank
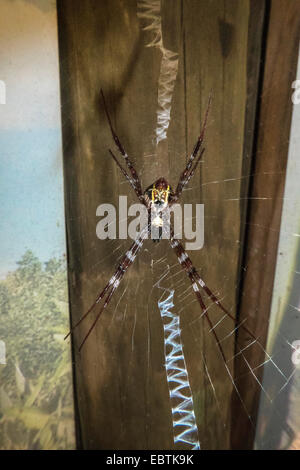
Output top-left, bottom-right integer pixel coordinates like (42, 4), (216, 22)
(57, 0), (261, 449)
(231, 0), (300, 450)
(176, 0), (251, 449)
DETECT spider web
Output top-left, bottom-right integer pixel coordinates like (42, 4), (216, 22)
(69, 161), (300, 449)
(61, 3), (300, 451)
(65, 125), (300, 449)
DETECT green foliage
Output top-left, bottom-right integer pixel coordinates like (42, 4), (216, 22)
(0, 251), (75, 449)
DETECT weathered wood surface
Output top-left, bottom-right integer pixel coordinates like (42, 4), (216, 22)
(231, 0), (300, 450)
(57, 0), (263, 449)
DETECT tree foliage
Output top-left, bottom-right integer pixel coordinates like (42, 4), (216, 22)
(0, 251), (75, 449)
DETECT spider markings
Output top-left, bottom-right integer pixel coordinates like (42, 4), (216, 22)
(65, 224), (150, 350)
(66, 91), (256, 358)
(101, 90), (145, 206)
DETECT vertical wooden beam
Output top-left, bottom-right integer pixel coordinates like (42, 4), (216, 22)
(57, 0), (263, 449)
(231, 0), (300, 450)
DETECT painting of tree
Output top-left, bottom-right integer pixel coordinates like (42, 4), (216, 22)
(0, 251), (75, 449)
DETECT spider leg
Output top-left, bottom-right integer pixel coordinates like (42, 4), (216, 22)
(101, 89), (145, 205)
(192, 269), (256, 342)
(184, 147), (205, 188)
(168, 231), (257, 360)
(109, 149), (146, 205)
(65, 224), (149, 350)
(78, 278), (120, 351)
(171, 94), (211, 204)
(169, 237), (227, 362)
(169, 236), (266, 425)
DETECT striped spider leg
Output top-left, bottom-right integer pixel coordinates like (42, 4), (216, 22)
(168, 228), (256, 363)
(101, 90), (147, 207)
(170, 93), (212, 205)
(66, 223), (150, 351)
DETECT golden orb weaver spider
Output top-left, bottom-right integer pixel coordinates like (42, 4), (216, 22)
(65, 90), (256, 357)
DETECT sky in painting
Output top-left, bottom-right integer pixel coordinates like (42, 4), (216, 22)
(0, 0), (66, 277)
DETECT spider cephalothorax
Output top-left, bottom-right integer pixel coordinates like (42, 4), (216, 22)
(66, 90), (256, 357)
(148, 177), (171, 208)
(144, 178), (173, 241)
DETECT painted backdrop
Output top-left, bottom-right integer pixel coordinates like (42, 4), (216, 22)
(0, 0), (75, 449)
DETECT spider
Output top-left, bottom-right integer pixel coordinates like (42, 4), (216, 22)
(66, 90), (256, 357)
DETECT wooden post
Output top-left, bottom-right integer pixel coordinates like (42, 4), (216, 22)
(57, 0), (263, 449)
(231, 0), (300, 450)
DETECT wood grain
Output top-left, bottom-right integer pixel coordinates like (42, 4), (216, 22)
(57, 0), (263, 449)
(231, 0), (300, 450)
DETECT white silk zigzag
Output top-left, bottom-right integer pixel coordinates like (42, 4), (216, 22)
(137, 0), (179, 144)
(158, 290), (200, 450)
